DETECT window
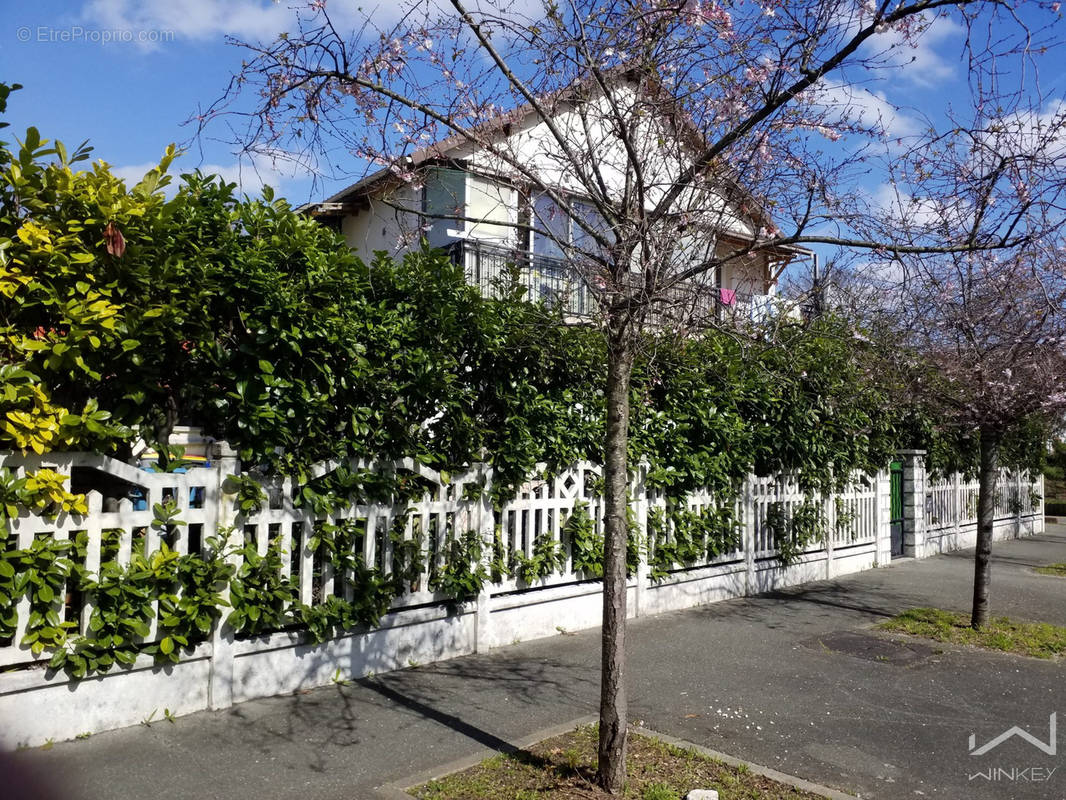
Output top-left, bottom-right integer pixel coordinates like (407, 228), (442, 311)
(572, 200), (610, 255)
(423, 168), (517, 245)
(533, 194), (569, 260)
(421, 167), (466, 246)
(531, 193), (612, 260)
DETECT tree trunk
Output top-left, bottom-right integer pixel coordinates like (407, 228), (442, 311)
(971, 427), (1000, 630)
(597, 317), (635, 795)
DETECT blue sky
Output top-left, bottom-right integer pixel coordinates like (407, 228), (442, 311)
(0, 0), (1061, 270)
(0, 0), (340, 205)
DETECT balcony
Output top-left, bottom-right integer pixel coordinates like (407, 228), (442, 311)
(446, 239), (771, 323)
(447, 239), (593, 317)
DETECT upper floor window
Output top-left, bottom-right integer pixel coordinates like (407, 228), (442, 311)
(422, 167), (466, 246)
(668, 228), (719, 284)
(532, 194), (612, 261)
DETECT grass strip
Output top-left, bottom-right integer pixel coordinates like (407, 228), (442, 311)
(879, 607), (1066, 659)
(1034, 563), (1066, 577)
(412, 724), (828, 800)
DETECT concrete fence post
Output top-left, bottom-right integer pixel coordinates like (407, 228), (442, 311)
(825, 491), (836, 580)
(743, 476), (756, 594)
(474, 464), (495, 653)
(632, 463), (650, 619)
(898, 450), (927, 559)
(207, 441), (240, 711)
(952, 471), (962, 542)
(874, 468), (892, 566)
(1037, 474), (1046, 535)
(1015, 470), (1024, 538)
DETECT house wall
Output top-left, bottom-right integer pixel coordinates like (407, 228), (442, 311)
(335, 83), (781, 290)
(718, 243), (772, 295)
(465, 173), (517, 243)
(463, 89), (758, 241)
(338, 191), (772, 299)
(340, 185), (420, 256)
(339, 174), (518, 255)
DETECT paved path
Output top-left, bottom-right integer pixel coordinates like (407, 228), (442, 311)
(15, 525), (1066, 800)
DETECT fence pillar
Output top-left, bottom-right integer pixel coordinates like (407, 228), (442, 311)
(207, 442), (240, 711)
(632, 464), (649, 618)
(474, 466), (495, 653)
(825, 493), (836, 580)
(898, 450), (927, 559)
(1037, 474), (1046, 535)
(743, 476), (756, 594)
(1014, 470), (1024, 538)
(951, 471), (962, 543)
(874, 469), (892, 566)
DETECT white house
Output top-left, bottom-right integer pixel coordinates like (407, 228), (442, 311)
(302, 76), (806, 322)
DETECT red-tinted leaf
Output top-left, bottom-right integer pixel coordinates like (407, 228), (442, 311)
(103, 221), (126, 258)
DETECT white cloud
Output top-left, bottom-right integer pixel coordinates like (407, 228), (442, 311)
(868, 15), (963, 88)
(985, 99), (1066, 164)
(813, 79), (921, 139)
(185, 159), (288, 194)
(111, 155), (291, 197)
(82, 0), (550, 50)
(870, 183), (945, 229)
(82, 0), (299, 45)
(110, 161), (173, 192)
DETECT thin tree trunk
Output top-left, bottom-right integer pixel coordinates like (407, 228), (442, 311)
(597, 317), (635, 795)
(971, 427), (1000, 630)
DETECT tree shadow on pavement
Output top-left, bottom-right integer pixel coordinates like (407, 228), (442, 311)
(210, 647), (595, 774)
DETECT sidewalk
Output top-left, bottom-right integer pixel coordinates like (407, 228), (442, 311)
(16, 525), (1066, 800)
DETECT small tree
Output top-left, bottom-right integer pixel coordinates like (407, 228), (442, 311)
(842, 242), (1066, 629)
(208, 1), (1066, 790)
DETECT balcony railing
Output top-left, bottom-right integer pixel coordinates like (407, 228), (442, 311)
(446, 239), (770, 323)
(447, 239), (593, 317)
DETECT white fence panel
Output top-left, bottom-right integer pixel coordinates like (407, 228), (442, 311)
(493, 462), (606, 592)
(925, 469), (1041, 534)
(0, 447), (1046, 748)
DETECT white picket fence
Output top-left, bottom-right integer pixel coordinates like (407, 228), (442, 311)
(923, 470), (1044, 555)
(0, 449), (1043, 747)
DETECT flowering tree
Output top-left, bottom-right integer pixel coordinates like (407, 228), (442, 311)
(207, 0), (1066, 790)
(841, 239), (1066, 629)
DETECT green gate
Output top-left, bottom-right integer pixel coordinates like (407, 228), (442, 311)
(889, 460), (904, 556)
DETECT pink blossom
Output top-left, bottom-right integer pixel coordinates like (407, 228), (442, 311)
(681, 0), (734, 38)
(744, 64), (771, 85)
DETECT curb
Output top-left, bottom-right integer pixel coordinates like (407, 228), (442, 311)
(372, 714), (597, 799)
(373, 715), (857, 800)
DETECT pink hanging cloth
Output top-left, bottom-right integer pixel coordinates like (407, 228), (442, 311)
(719, 288), (737, 306)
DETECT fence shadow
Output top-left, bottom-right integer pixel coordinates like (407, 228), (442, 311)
(208, 641), (595, 775)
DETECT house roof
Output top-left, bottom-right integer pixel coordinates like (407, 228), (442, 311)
(298, 84), (551, 216)
(299, 70), (806, 262)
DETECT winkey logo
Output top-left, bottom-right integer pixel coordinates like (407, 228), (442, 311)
(969, 713), (1057, 757)
(968, 767), (1058, 783)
